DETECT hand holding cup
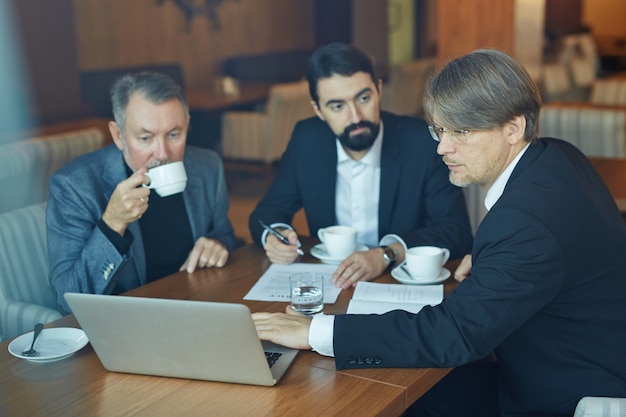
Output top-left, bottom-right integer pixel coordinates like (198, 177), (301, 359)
(143, 161), (187, 197)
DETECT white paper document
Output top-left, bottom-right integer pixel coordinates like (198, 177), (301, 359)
(243, 263), (342, 304)
(346, 282), (444, 314)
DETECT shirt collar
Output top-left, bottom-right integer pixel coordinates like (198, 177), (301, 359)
(484, 143), (530, 210)
(337, 121), (384, 167)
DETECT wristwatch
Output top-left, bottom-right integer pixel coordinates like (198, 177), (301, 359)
(380, 245), (398, 270)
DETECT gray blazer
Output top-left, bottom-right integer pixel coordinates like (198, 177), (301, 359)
(47, 145), (236, 312)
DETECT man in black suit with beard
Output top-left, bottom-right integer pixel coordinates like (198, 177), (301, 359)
(249, 43), (472, 289)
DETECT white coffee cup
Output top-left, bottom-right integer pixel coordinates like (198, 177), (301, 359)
(144, 161), (187, 197)
(317, 225), (357, 258)
(405, 246), (450, 280)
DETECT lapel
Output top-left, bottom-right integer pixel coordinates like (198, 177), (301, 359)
(101, 145), (146, 283)
(312, 123), (340, 226)
(505, 139), (545, 192)
(378, 115), (402, 234)
(181, 159), (203, 241)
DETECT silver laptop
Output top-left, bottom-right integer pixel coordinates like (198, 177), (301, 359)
(64, 292), (298, 386)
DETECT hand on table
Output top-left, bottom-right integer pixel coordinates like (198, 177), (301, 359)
(454, 254), (472, 282)
(102, 167), (150, 236)
(332, 248), (388, 289)
(180, 237), (229, 273)
(264, 229), (301, 264)
(252, 305), (312, 350)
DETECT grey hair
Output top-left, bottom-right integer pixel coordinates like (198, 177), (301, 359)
(424, 49), (542, 142)
(110, 71), (189, 134)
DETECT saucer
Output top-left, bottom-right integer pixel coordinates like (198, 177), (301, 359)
(8, 327), (89, 363)
(391, 264), (451, 285)
(310, 243), (369, 264)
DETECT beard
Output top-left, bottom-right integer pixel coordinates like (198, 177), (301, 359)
(338, 121), (380, 152)
(449, 174), (472, 188)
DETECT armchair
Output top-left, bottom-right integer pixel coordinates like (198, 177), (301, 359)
(0, 128), (104, 214)
(221, 81), (312, 163)
(380, 58), (437, 117)
(590, 79), (626, 106)
(539, 102), (626, 157)
(0, 203), (63, 341)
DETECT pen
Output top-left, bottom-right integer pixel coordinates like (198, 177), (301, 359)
(259, 220), (304, 256)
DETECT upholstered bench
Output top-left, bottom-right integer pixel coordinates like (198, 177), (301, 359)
(221, 80), (312, 163)
(539, 102), (626, 157)
(0, 127), (104, 214)
(0, 203), (63, 341)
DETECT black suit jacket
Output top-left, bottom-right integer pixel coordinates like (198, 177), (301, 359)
(332, 138), (626, 416)
(249, 112), (473, 259)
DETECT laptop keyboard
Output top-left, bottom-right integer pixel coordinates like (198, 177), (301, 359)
(265, 351), (283, 368)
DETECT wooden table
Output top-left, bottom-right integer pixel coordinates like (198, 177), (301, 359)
(0, 241), (459, 416)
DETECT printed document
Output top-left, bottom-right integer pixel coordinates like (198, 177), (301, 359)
(347, 281), (443, 314)
(244, 263), (342, 303)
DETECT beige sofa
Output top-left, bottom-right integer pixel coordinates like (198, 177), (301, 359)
(0, 127), (104, 214)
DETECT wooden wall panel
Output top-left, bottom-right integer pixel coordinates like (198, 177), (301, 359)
(352, 0), (388, 70)
(73, 0), (316, 89)
(437, 0), (515, 65)
(583, 0), (626, 37)
(11, 0), (89, 124)
(545, 0), (583, 37)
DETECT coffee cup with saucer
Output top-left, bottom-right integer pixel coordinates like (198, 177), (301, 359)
(391, 262), (451, 285)
(311, 242), (369, 264)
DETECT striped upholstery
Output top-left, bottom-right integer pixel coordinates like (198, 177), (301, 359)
(221, 81), (313, 163)
(0, 140), (40, 215)
(0, 128), (104, 214)
(539, 104), (626, 157)
(381, 58), (437, 117)
(0, 203), (63, 341)
(590, 79), (626, 106)
(574, 396), (626, 417)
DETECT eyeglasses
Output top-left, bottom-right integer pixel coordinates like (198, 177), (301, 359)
(428, 125), (472, 143)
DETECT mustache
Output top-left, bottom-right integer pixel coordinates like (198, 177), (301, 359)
(442, 158), (460, 166)
(147, 160), (175, 170)
(343, 121), (376, 135)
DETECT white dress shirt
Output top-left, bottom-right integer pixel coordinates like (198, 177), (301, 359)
(262, 122), (402, 251)
(335, 123), (383, 247)
(309, 143), (531, 356)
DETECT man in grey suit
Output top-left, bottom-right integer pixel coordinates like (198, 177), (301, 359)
(47, 72), (237, 313)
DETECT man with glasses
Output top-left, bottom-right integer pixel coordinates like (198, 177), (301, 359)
(249, 43), (473, 288)
(253, 49), (626, 416)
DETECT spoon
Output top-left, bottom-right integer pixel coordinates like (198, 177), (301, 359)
(22, 323), (44, 356)
(399, 263), (414, 279)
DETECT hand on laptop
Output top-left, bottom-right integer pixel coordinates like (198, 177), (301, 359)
(252, 306), (312, 350)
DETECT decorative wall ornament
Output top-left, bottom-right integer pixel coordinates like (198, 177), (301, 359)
(156, 0), (236, 32)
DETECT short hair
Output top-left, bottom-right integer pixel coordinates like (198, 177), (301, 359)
(305, 42), (378, 106)
(110, 71), (189, 133)
(424, 49), (542, 142)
